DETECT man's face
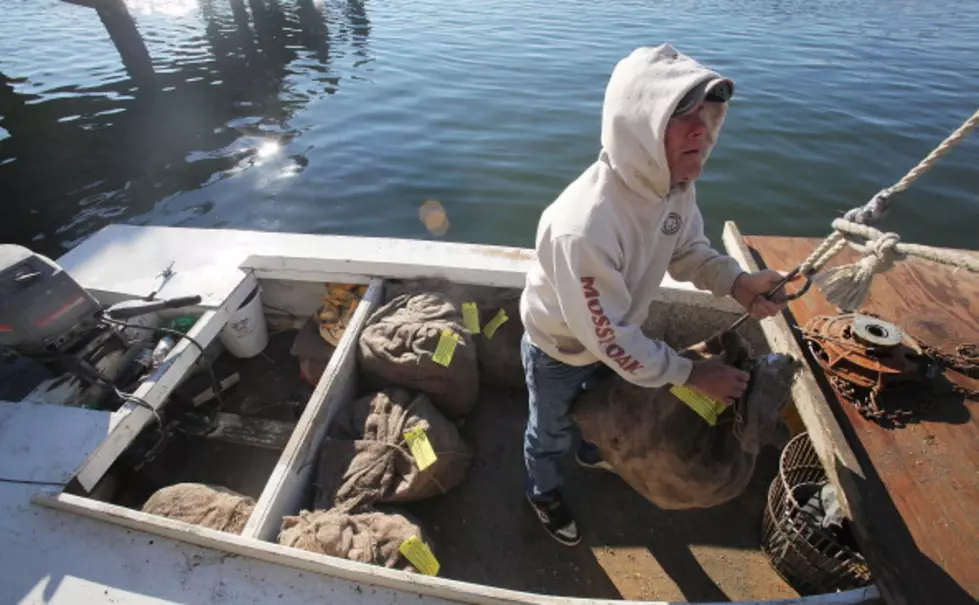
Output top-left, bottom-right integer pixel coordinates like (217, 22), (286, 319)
(664, 100), (710, 186)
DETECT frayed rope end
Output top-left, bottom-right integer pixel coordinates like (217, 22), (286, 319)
(812, 262), (876, 312)
(813, 230), (902, 311)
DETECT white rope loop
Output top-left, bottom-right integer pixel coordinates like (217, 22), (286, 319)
(814, 219), (979, 311)
(833, 219), (979, 273)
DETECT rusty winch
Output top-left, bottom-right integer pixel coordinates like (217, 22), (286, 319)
(801, 313), (940, 426)
(803, 314), (929, 391)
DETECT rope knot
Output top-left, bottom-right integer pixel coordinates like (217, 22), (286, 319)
(871, 231), (900, 258)
(862, 231), (902, 275)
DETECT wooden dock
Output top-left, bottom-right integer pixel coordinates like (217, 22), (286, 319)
(724, 222), (979, 605)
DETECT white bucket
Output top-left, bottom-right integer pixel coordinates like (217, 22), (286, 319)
(220, 285), (269, 358)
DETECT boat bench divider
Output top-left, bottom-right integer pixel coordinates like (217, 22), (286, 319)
(241, 277), (385, 542)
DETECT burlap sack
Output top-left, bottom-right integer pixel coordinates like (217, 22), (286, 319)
(473, 289), (525, 389)
(383, 278), (479, 309)
(314, 388), (472, 511)
(571, 331), (798, 510)
(384, 279), (525, 390)
(359, 292), (479, 416)
(278, 508), (430, 572)
(141, 483), (254, 534)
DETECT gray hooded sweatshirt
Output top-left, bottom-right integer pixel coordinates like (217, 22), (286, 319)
(520, 43), (744, 388)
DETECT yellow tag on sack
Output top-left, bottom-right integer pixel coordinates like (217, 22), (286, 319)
(670, 385), (727, 426)
(399, 535), (440, 575)
(431, 329), (461, 367)
(403, 426), (438, 471)
(462, 302), (480, 334)
(483, 309), (508, 339)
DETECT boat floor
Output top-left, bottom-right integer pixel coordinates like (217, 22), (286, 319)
(214, 327), (315, 423)
(402, 387), (798, 602)
(104, 329), (308, 508)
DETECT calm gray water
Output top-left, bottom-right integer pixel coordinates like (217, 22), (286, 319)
(1, 0), (977, 259)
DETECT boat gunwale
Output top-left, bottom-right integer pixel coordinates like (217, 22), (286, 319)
(34, 490), (881, 605)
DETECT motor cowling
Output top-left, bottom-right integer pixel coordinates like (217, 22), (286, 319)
(0, 244), (100, 355)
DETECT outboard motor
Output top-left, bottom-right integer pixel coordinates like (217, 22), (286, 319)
(0, 244), (101, 356)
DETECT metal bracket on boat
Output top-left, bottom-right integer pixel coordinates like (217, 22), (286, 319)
(145, 260), (176, 301)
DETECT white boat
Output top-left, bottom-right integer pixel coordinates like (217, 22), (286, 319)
(0, 223), (881, 605)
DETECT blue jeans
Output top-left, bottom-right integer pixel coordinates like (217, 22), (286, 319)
(522, 332), (602, 498)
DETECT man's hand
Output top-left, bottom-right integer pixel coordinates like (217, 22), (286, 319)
(731, 270), (796, 319)
(685, 357), (749, 406)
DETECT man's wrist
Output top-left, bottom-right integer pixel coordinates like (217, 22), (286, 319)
(730, 271), (748, 299)
(671, 356), (695, 386)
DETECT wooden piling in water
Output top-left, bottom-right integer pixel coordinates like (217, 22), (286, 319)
(62, 0), (155, 86)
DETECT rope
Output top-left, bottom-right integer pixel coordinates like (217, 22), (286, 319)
(813, 220), (979, 311)
(797, 231), (847, 277)
(886, 108), (979, 195)
(794, 107), (979, 311)
(833, 220), (979, 272)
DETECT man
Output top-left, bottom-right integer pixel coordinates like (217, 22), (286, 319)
(519, 43), (791, 546)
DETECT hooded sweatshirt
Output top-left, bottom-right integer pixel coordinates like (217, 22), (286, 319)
(519, 43), (744, 388)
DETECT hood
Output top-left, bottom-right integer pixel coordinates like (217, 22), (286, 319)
(600, 43), (731, 200)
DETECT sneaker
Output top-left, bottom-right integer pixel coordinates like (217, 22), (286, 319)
(525, 490), (581, 547)
(575, 441), (614, 471)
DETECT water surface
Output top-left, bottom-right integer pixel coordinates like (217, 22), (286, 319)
(1, 0), (977, 258)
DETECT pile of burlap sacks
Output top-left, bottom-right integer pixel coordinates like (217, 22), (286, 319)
(275, 279), (524, 572)
(139, 279), (798, 570)
(136, 280), (519, 573)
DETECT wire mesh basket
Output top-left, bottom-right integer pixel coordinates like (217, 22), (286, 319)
(761, 432), (873, 595)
